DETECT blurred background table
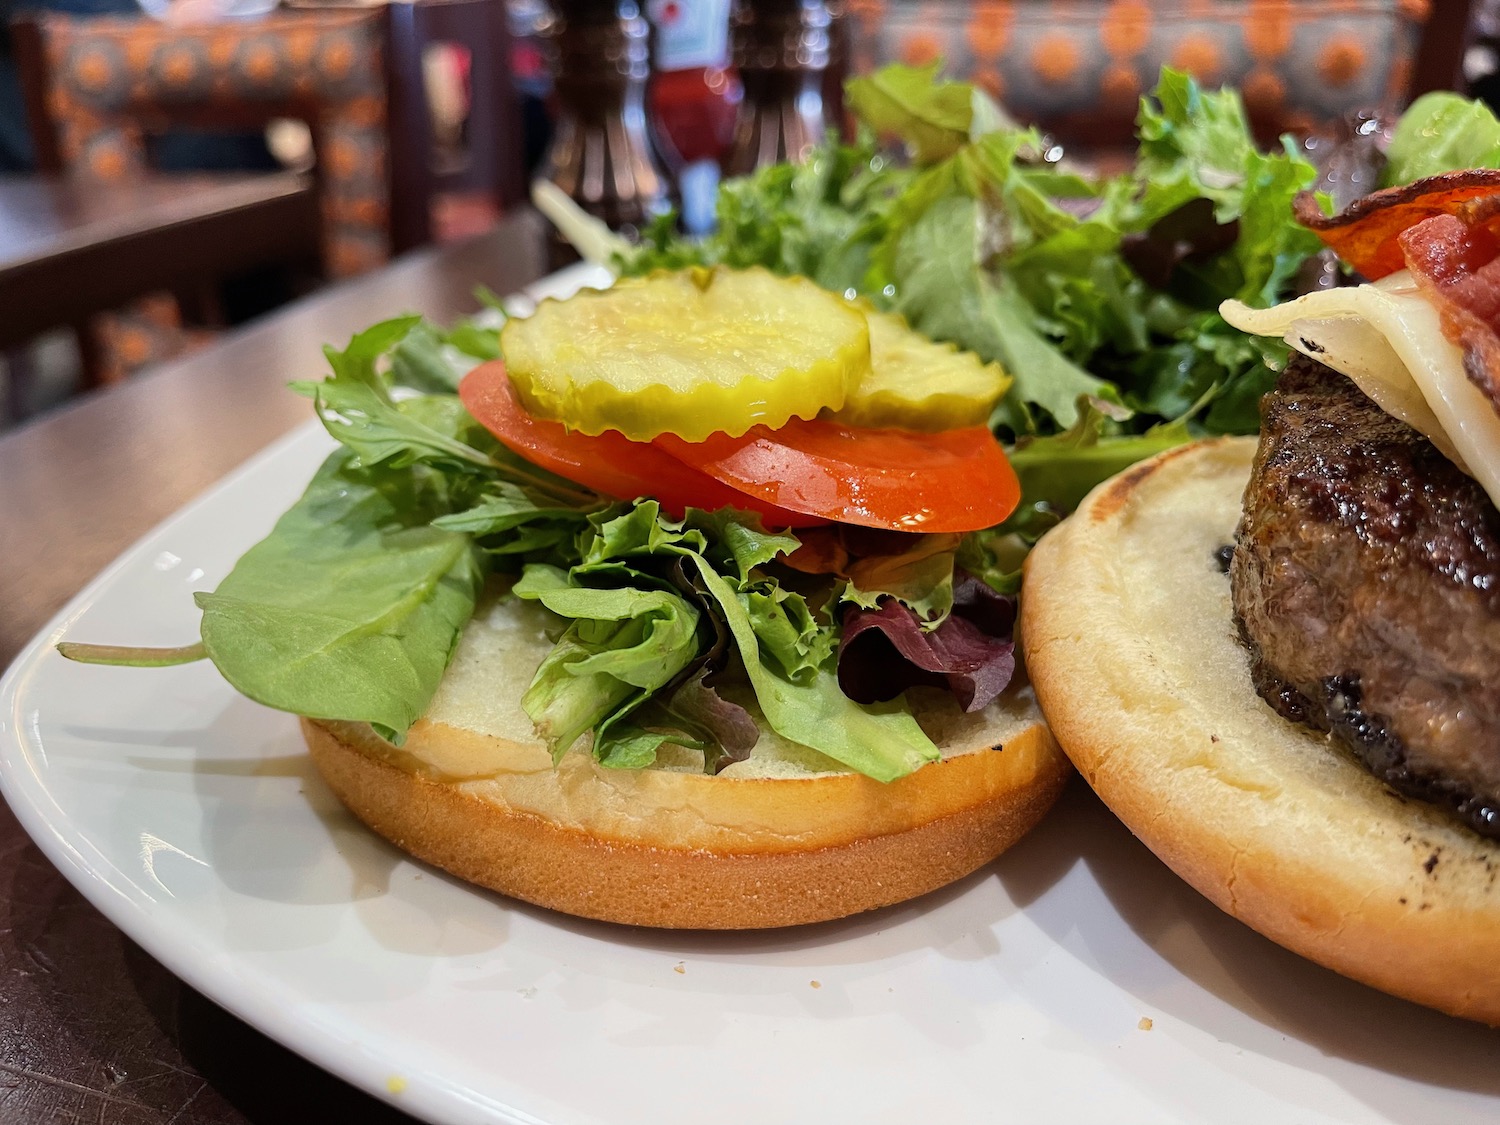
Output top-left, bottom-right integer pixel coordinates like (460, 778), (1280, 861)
(0, 170), (318, 351)
(0, 208), (547, 1125)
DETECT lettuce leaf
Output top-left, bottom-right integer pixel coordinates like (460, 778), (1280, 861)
(886, 194), (1115, 429)
(1006, 399), (1195, 516)
(838, 571), (1016, 713)
(620, 62), (1322, 505)
(514, 567), (703, 763)
(1132, 70), (1321, 305)
(196, 451), (484, 743)
(682, 554), (938, 782)
(514, 501), (940, 781)
(1384, 92), (1500, 187)
(845, 61), (982, 163)
(837, 532), (959, 624)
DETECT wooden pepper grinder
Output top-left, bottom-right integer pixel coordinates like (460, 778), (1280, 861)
(539, 0), (673, 264)
(723, 0), (834, 176)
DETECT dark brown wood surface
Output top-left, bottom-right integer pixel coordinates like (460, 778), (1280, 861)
(0, 171), (321, 349)
(0, 210), (548, 1124)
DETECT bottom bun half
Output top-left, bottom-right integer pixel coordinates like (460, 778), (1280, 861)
(1021, 436), (1500, 1024)
(301, 595), (1068, 929)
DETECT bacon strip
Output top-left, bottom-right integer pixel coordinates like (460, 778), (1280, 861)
(1294, 169), (1500, 281)
(1399, 198), (1500, 416)
(1292, 170), (1500, 417)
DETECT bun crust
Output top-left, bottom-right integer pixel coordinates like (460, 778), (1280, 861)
(1021, 437), (1500, 1024)
(302, 671), (1067, 928)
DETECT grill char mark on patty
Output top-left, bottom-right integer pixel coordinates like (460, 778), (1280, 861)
(1230, 353), (1500, 838)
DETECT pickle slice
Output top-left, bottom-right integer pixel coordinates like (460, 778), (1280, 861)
(833, 309), (1012, 431)
(500, 267), (871, 442)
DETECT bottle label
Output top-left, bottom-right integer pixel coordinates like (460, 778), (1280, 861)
(648, 0), (730, 71)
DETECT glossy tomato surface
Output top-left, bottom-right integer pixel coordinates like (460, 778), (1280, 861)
(459, 361), (828, 527)
(654, 416), (1021, 532)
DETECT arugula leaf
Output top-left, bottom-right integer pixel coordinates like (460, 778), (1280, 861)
(299, 349), (596, 507)
(390, 322), (468, 393)
(389, 303), (502, 379)
(432, 482), (589, 537)
(1384, 92), (1500, 187)
(444, 322), (502, 361)
(323, 316), (421, 387)
(302, 382), (501, 473)
(196, 451), (483, 742)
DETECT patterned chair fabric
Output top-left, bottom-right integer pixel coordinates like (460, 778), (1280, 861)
(37, 9), (390, 276)
(845, 0), (1430, 143)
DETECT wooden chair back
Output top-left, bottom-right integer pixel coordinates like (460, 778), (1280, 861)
(12, 2), (526, 270)
(12, 9), (387, 276)
(841, 0), (1470, 151)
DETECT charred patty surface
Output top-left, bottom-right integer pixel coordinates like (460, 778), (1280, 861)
(1231, 353), (1500, 838)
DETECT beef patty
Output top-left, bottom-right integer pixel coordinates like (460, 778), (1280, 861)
(1231, 353), (1500, 838)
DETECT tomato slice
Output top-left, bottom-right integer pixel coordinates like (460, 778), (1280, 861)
(653, 416), (1020, 532)
(458, 361), (828, 527)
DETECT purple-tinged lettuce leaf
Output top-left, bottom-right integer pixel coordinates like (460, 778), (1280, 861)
(837, 571), (1016, 713)
(660, 667), (761, 774)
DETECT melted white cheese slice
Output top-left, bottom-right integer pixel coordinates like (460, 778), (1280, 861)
(1221, 272), (1500, 509)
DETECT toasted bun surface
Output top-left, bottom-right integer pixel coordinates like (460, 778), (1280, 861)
(303, 595), (1068, 929)
(1021, 436), (1500, 1024)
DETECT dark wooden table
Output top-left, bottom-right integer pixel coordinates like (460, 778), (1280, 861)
(0, 210), (548, 1124)
(0, 170), (320, 349)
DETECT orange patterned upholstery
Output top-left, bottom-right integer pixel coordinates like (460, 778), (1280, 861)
(846, 0), (1430, 144)
(36, 9), (390, 276)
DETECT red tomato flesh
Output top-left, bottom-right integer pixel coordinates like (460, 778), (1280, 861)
(459, 360), (828, 527)
(653, 417), (1020, 532)
(460, 360), (1020, 533)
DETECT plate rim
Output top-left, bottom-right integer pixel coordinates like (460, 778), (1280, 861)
(0, 261), (614, 1124)
(0, 420), (553, 1125)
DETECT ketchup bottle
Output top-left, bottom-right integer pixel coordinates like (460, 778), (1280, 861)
(647, 0), (740, 233)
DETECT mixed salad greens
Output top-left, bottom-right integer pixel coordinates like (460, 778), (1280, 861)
(621, 66), (1500, 527)
(61, 64), (1500, 784)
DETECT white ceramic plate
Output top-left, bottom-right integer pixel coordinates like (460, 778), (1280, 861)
(4, 268), (1500, 1125)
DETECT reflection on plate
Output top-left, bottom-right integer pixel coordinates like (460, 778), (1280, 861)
(3, 268), (1500, 1125)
